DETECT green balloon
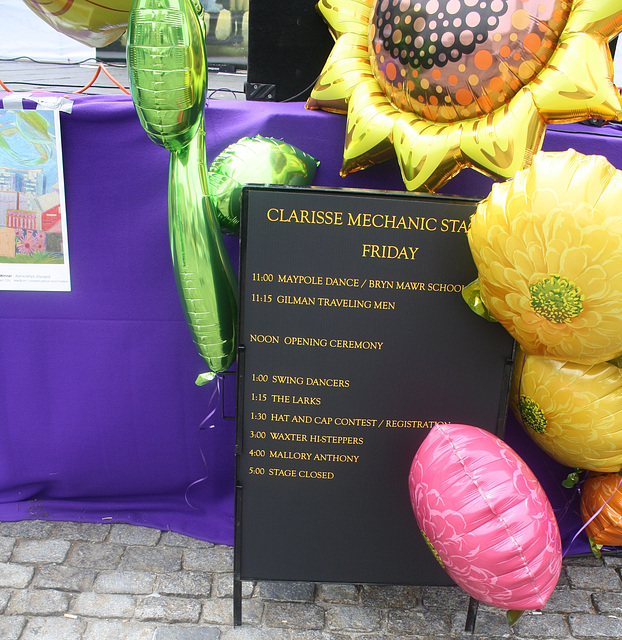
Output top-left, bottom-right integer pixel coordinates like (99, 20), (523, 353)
(207, 136), (320, 234)
(169, 117), (238, 375)
(127, 0), (238, 376)
(462, 278), (498, 323)
(127, 0), (207, 153)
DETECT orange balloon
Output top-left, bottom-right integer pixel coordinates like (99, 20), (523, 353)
(21, 0), (132, 48)
(581, 473), (622, 546)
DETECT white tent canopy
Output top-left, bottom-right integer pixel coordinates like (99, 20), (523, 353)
(0, 0), (95, 64)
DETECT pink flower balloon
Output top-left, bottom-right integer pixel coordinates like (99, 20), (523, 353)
(409, 423), (561, 610)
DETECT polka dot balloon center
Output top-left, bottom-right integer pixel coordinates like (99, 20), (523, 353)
(368, 0), (571, 123)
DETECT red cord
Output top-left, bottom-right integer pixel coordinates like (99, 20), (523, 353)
(75, 63), (130, 95)
(0, 63), (130, 95)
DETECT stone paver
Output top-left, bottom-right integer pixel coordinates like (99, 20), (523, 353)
(160, 531), (215, 549)
(94, 570), (155, 594)
(361, 583), (422, 608)
(6, 588), (69, 615)
(264, 602), (325, 630)
(120, 546), (183, 572)
(0, 537), (16, 562)
(65, 541), (125, 570)
(388, 607), (451, 636)
(202, 597), (263, 626)
(71, 592), (136, 618)
(317, 583), (359, 604)
(565, 566), (622, 592)
(569, 612), (622, 638)
(83, 620), (156, 640)
(0, 518), (620, 639)
(0, 562), (34, 588)
(0, 589), (11, 613)
(325, 605), (383, 632)
(109, 523), (161, 546)
(545, 588), (594, 614)
(21, 616), (87, 640)
(157, 570), (212, 597)
(258, 581), (315, 602)
(48, 521), (111, 542)
(0, 521), (54, 538)
(153, 628), (221, 640)
(0, 615), (26, 640)
(134, 594), (202, 623)
(513, 611), (572, 638)
(183, 546), (233, 572)
(213, 574), (254, 598)
(34, 565), (96, 592)
(452, 608), (512, 638)
(593, 591), (622, 615)
(11, 538), (71, 564)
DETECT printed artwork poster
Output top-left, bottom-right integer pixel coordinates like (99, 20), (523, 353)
(0, 108), (70, 291)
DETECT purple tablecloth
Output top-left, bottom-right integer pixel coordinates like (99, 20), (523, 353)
(2, 92), (621, 549)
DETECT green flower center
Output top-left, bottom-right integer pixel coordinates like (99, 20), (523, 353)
(529, 274), (584, 323)
(519, 395), (547, 434)
(421, 530), (444, 568)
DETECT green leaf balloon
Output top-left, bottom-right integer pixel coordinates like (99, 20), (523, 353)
(169, 118), (238, 376)
(127, 0), (207, 153)
(208, 136), (320, 234)
(127, 0), (238, 376)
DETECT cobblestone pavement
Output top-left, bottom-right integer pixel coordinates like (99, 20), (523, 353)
(0, 520), (620, 640)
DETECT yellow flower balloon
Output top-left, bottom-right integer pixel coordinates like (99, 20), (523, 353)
(307, 0), (622, 192)
(21, 0), (132, 48)
(511, 347), (622, 472)
(468, 149), (622, 365)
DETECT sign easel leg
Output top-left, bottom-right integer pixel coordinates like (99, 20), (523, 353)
(233, 577), (242, 626)
(465, 597), (479, 634)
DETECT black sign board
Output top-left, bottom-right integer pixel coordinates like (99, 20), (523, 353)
(235, 186), (514, 593)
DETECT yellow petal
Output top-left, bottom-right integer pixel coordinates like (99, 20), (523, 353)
(593, 174), (622, 223)
(316, 0), (373, 39)
(392, 115), (463, 193)
(341, 80), (401, 176)
(460, 89), (546, 181)
(563, 0), (622, 40)
(531, 32), (622, 122)
(307, 32), (373, 113)
(524, 150), (616, 209)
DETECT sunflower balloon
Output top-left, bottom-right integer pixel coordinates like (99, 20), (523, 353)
(307, 0), (622, 192)
(21, 0), (132, 47)
(468, 149), (622, 365)
(510, 346), (622, 473)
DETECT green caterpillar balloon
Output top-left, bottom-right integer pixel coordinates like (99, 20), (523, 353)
(127, 0), (238, 380)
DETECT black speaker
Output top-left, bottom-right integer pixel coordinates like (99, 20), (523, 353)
(245, 0), (335, 102)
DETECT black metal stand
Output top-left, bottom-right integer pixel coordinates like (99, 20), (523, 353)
(233, 576), (242, 626)
(465, 597), (479, 634)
